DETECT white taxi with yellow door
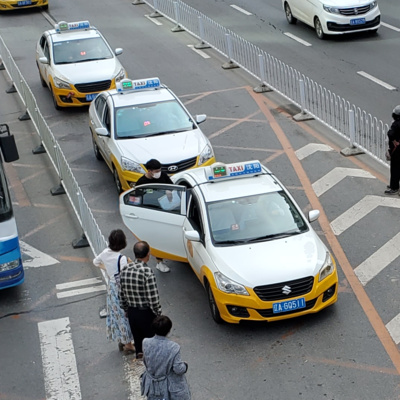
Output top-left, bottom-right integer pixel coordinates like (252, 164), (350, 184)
(120, 160), (338, 324)
(36, 20), (126, 109)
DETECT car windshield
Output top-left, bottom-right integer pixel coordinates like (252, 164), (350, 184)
(53, 37), (113, 64)
(207, 191), (308, 245)
(114, 100), (193, 139)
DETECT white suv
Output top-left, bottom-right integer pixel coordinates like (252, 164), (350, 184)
(282, 0), (380, 39)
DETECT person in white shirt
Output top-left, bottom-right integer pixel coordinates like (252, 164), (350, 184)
(93, 229), (135, 354)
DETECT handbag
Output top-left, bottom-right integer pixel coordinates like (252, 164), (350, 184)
(114, 254), (123, 287)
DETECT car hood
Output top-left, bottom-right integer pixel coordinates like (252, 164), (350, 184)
(210, 230), (328, 288)
(322, 0), (375, 6)
(55, 59), (120, 84)
(116, 129), (208, 164)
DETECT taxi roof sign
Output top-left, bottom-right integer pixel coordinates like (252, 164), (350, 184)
(116, 78), (161, 93)
(206, 160), (263, 181)
(55, 21), (91, 33)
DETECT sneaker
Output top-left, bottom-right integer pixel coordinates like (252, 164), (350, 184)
(384, 189), (398, 195)
(156, 262), (170, 273)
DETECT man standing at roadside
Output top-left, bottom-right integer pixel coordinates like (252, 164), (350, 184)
(119, 241), (162, 360)
(136, 159), (172, 273)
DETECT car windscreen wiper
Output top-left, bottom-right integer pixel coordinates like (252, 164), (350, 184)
(245, 230), (303, 243)
(145, 128), (191, 137)
(214, 239), (250, 245)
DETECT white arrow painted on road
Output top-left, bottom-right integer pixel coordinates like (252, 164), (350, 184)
(386, 314), (400, 345)
(20, 241), (59, 268)
(312, 167), (376, 197)
(295, 143), (333, 160)
(331, 195), (400, 236)
(355, 232), (400, 286)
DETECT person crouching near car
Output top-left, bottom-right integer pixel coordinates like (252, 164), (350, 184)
(136, 159), (173, 273)
(385, 105), (400, 195)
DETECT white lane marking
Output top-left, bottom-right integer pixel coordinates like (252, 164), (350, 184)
(187, 45), (210, 59)
(312, 167), (375, 197)
(295, 143), (333, 160)
(357, 71), (396, 91)
(355, 232), (400, 286)
(56, 277), (103, 290)
(56, 285), (106, 299)
(381, 22), (400, 32)
(386, 314), (400, 345)
(38, 317), (82, 400)
(20, 241), (59, 268)
(125, 356), (146, 400)
(284, 32), (312, 47)
(145, 14), (163, 25)
(331, 195), (400, 236)
(230, 4), (252, 15)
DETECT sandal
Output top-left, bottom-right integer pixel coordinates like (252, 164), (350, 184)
(118, 342), (124, 352)
(123, 344), (136, 355)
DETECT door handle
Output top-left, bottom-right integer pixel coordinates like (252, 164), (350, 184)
(125, 213), (138, 219)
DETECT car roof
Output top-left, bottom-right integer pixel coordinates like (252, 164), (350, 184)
(106, 86), (176, 108)
(48, 28), (102, 44)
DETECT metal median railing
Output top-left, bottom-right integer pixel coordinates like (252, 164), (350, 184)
(0, 36), (108, 261)
(141, 0), (389, 164)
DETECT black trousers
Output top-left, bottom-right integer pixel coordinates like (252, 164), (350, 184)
(127, 307), (156, 355)
(390, 155), (400, 190)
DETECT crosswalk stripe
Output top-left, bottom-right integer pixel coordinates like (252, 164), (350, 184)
(38, 317), (81, 400)
(56, 277), (103, 290)
(56, 285), (107, 299)
(312, 167), (375, 197)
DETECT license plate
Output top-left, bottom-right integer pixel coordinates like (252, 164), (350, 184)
(17, 0), (32, 5)
(350, 18), (366, 25)
(85, 93), (98, 101)
(273, 298), (306, 314)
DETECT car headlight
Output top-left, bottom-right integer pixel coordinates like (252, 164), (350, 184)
(53, 76), (72, 89)
(121, 157), (146, 173)
(370, 0), (378, 9)
(198, 144), (214, 166)
(323, 4), (341, 14)
(0, 258), (20, 272)
(115, 68), (126, 83)
(214, 272), (249, 295)
(318, 252), (335, 282)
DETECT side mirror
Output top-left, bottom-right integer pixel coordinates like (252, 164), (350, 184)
(195, 114), (207, 124)
(308, 210), (320, 223)
(95, 127), (109, 137)
(115, 48), (123, 56)
(38, 56), (49, 65)
(184, 230), (201, 242)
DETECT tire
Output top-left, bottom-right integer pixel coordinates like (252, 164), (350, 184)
(205, 281), (223, 324)
(314, 17), (325, 40)
(284, 3), (297, 24)
(41, 4), (48, 10)
(92, 135), (102, 161)
(113, 167), (123, 194)
(50, 85), (61, 110)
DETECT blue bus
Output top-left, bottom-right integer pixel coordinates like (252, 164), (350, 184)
(0, 124), (23, 289)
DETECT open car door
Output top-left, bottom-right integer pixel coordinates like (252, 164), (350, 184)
(119, 184), (188, 262)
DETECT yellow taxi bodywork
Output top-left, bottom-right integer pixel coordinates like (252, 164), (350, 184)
(0, 0), (48, 11)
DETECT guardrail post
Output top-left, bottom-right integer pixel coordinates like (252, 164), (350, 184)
(171, 2), (184, 32)
(18, 79), (30, 121)
(195, 17), (211, 49)
(149, 0), (162, 18)
(33, 142), (46, 154)
(0, 58), (4, 70)
(132, 0), (144, 4)
(340, 109), (364, 156)
(5, 81), (16, 94)
(50, 144), (66, 196)
(72, 192), (89, 248)
(222, 34), (239, 70)
(293, 79), (313, 121)
(254, 54), (272, 93)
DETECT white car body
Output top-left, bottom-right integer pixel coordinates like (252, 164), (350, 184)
(119, 160), (338, 324)
(282, 0), (380, 39)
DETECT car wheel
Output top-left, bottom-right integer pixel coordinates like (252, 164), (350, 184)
(50, 85), (61, 110)
(92, 135), (102, 161)
(205, 281), (223, 324)
(41, 4), (48, 10)
(284, 3), (297, 24)
(314, 17), (325, 39)
(113, 167), (123, 194)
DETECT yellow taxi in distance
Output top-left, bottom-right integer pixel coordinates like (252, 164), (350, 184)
(89, 78), (215, 193)
(36, 21), (126, 109)
(0, 0), (47, 11)
(120, 160), (338, 324)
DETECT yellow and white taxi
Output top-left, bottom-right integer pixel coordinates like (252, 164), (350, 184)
(36, 21), (126, 109)
(120, 160), (338, 324)
(0, 0), (47, 11)
(89, 77), (215, 193)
